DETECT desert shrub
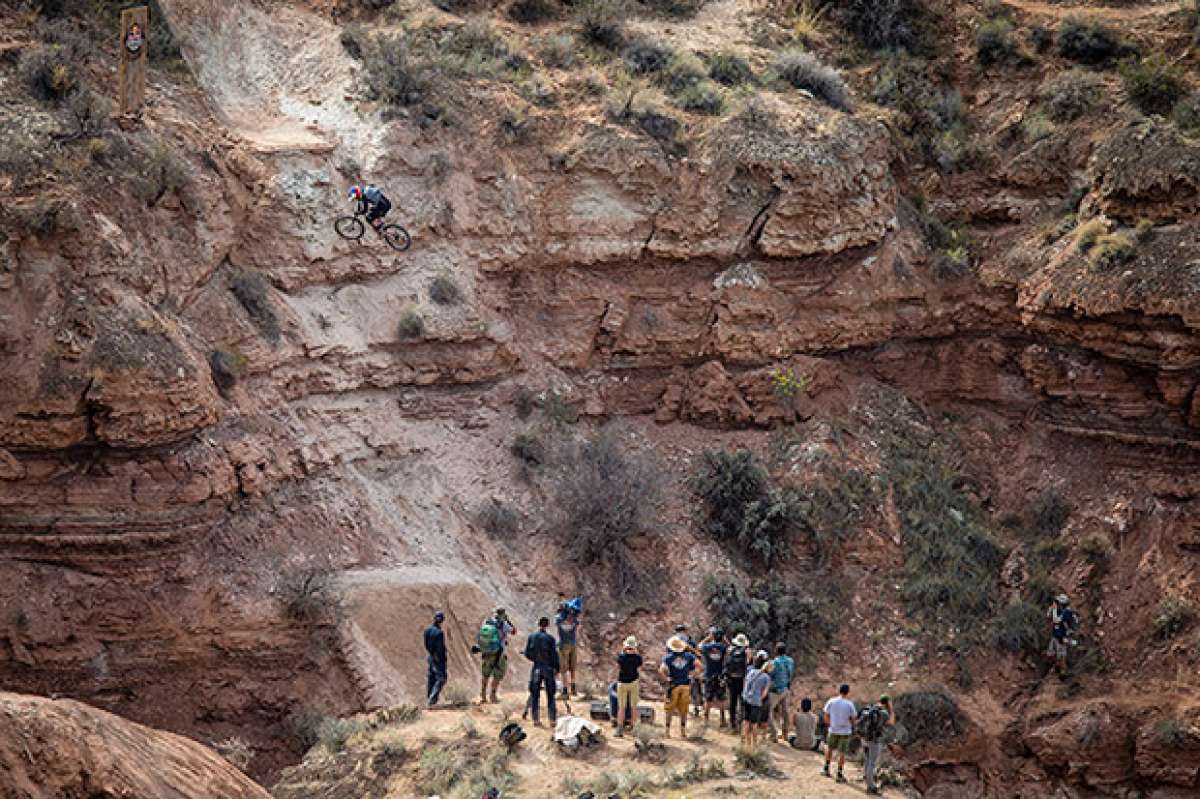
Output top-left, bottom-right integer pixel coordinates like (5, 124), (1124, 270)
(477, 498), (520, 536)
(708, 49), (753, 86)
(208, 350), (246, 395)
(623, 37), (674, 75)
(678, 80), (724, 115)
(543, 389), (577, 424)
(733, 745), (773, 775)
(576, 0), (626, 50)
(1032, 538), (1068, 567)
(1032, 489), (1070, 537)
(1153, 596), (1196, 641)
(663, 753), (729, 787)
(661, 51), (707, 95)
(794, 466), (874, 565)
(551, 431), (662, 563)
(131, 138), (193, 207)
(631, 724), (667, 762)
(277, 567), (341, 623)
(436, 18), (524, 79)
(1079, 531), (1114, 562)
(639, 0), (706, 18)
(1025, 569), (1060, 608)
(1120, 54), (1186, 116)
(418, 745), (462, 795)
(397, 310), (425, 339)
(692, 449), (799, 566)
(1029, 24), (1053, 53)
(841, 0), (922, 50)
(62, 87), (112, 141)
(317, 717), (364, 752)
(509, 0), (559, 24)
(1088, 232), (1135, 271)
(873, 56), (973, 170)
(212, 737), (253, 771)
(994, 600), (1046, 654)
(364, 33), (427, 106)
(771, 50), (851, 111)
(1074, 218), (1106, 253)
(976, 19), (1027, 66)
(885, 450), (1004, 633)
(1057, 16), (1129, 65)
(513, 386), (535, 418)
(893, 686), (965, 743)
(1154, 717), (1191, 748)
(535, 33), (576, 68)
(1021, 112), (1054, 143)
(510, 431), (545, 466)
(442, 682), (473, 707)
(18, 46), (78, 102)
(367, 704), (422, 727)
(341, 25), (366, 60)
(9, 201), (77, 237)
(229, 272), (280, 341)
(429, 273), (463, 305)
(1175, 91), (1200, 131)
(706, 577), (834, 659)
(284, 707), (324, 752)
(1043, 69), (1103, 122)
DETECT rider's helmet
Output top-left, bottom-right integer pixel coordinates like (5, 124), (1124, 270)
(347, 185), (363, 201)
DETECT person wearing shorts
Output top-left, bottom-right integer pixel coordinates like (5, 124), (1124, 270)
(740, 651), (773, 747)
(823, 683), (857, 783)
(556, 600), (581, 697)
(659, 636), (698, 737)
(699, 627), (728, 728)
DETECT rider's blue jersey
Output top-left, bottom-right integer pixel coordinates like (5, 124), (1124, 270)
(364, 185), (387, 205)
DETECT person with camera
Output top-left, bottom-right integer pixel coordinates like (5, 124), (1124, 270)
(858, 693), (897, 795)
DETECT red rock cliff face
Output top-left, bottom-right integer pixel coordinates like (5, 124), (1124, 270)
(3, 0), (1200, 793)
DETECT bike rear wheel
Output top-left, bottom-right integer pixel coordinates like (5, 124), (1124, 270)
(335, 216), (365, 241)
(380, 224), (412, 252)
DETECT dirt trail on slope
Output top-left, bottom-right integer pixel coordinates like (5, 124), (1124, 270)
(1002, 0), (1188, 21)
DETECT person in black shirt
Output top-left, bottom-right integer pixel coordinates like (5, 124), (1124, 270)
(523, 616), (561, 726)
(423, 611), (448, 707)
(615, 635), (643, 737)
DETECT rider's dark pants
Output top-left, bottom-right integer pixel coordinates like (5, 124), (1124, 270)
(366, 197), (391, 226)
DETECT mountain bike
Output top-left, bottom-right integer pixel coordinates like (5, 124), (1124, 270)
(334, 206), (411, 252)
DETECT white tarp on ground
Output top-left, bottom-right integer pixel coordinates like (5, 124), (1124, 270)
(553, 716), (601, 748)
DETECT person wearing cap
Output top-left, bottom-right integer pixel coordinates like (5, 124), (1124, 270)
(523, 616), (561, 727)
(861, 694), (896, 795)
(725, 632), (751, 729)
(740, 650), (773, 747)
(424, 610), (448, 707)
(480, 607), (517, 705)
(699, 627), (728, 728)
(659, 635), (699, 737)
(1046, 593), (1079, 677)
(823, 683), (856, 782)
(615, 635), (643, 737)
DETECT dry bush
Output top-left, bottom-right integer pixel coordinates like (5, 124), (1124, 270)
(1120, 54), (1186, 116)
(363, 32), (428, 106)
(976, 19), (1029, 67)
(509, 0), (559, 24)
(1088, 232), (1135, 271)
(1153, 596), (1196, 641)
(1057, 16), (1130, 65)
(708, 49), (753, 86)
(429, 273), (463, 305)
(577, 0), (627, 50)
(208, 349), (246, 395)
(692, 449), (799, 566)
(661, 51), (706, 95)
(277, 567), (342, 624)
(397, 310), (425, 339)
(893, 686), (965, 744)
(840, 0), (922, 50)
(678, 80), (724, 115)
(230, 271), (281, 341)
(477, 498), (520, 536)
(1042, 69), (1104, 122)
(130, 138), (193, 207)
(535, 33), (577, 68)
(771, 50), (851, 111)
(212, 737), (254, 771)
(623, 37), (675, 76)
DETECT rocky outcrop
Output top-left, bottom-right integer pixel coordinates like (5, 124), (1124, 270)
(0, 692), (269, 798)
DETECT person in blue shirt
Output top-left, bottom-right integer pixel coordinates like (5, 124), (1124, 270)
(423, 611), (448, 707)
(768, 642), (796, 743)
(555, 595), (581, 698)
(346, 184), (392, 231)
(659, 636), (699, 737)
(698, 627), (728, 728)
(523, 616), (561, 727)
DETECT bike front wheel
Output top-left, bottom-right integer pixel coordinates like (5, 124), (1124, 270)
(335, 216), (365, 241)
(380, 224), (412, 252)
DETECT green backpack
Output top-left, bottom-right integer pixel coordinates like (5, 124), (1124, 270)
(478, 620), (502, 654)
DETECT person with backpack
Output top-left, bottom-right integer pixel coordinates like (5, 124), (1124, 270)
(555, 596), (582, 698)
(767, 642), (795, 743)
(740, 650), (773, 747)
(858, 694), (897, 795)
(1046, 593), (1079, 677)
(523, 616), (560, 727)
(659, 635), (699, 737)
(698, 627), (728, 728)
(478, 608), (516, 704)
(823, 683), (857, 783)
(614, 635), (642, 737)
(725, 633), (750, 728)
(789, 697), (820, 752)
(423, 610), (448, 707)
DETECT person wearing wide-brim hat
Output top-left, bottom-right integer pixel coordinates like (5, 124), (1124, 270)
(614, 635), (642, 737)
(725, 633), (752, 729)
(659, 635), (699, 737)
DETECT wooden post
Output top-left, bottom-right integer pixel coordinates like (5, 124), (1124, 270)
(118, 6), (149, 117)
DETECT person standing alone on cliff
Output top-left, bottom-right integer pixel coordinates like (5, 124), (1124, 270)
(424, 611), (448, 707)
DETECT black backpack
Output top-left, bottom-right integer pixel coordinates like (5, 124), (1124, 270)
(726, 646), (748, 679)
(858, 704), (885, 741)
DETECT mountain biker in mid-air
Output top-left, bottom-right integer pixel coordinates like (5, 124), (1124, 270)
(347, 184), (392, 231)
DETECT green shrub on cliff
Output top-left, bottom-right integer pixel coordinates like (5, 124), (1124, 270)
(1120, 54), (1186, 116)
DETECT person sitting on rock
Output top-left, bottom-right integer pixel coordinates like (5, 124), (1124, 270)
(346, 184), (392, 231)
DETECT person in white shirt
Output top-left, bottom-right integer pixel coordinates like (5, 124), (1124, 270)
(822, 683), (857, 783)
